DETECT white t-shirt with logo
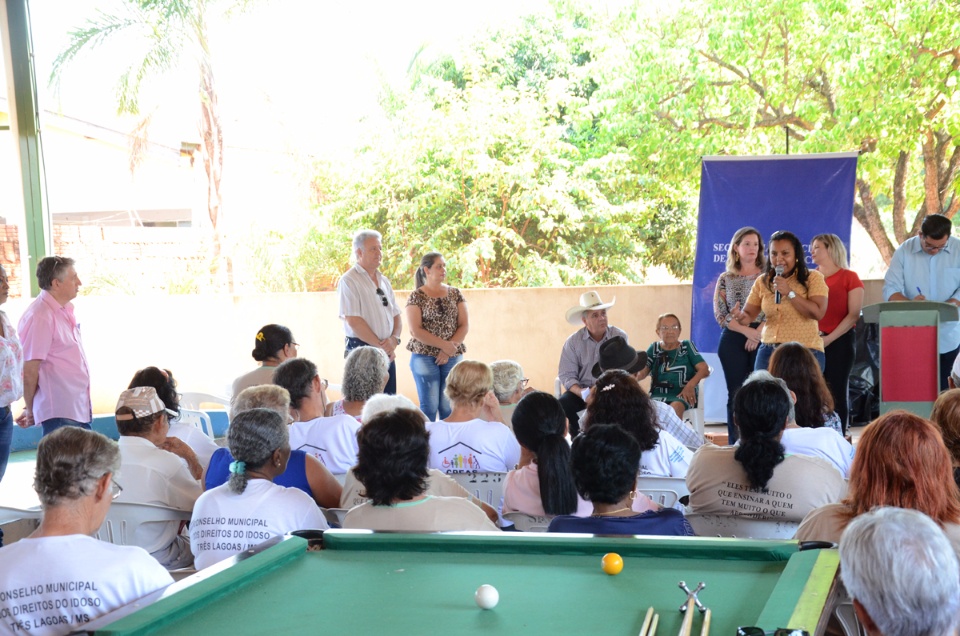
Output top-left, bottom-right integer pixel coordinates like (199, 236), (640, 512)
(190, 480), (327, 570)
(288, 414), (362, 474)
(0, 535), (172, 636)
(425, 419), (521, 474)
(780, 427), (855, 478)
(639, 430), (693, 478)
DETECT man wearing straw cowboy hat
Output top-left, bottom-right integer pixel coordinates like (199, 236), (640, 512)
(558, 291), (626, 436)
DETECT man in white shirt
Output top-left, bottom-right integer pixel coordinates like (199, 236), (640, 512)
(337, 229), (403, 394)
(115, 386), (203, 569)
(840, 507), (960, 636)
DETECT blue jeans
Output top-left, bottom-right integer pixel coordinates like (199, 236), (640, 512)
(0, 406), (12, 483)
(755, 344), (825, 372)
(345, 337), (397, 395)
(410, 353), (461, 421)
(41, 418), (92, 436)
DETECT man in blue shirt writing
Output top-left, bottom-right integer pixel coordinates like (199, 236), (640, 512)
(883, 214), (960, 389)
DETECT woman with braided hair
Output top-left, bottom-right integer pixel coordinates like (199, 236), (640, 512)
(189, 408), (326, 569)
(686, 378), (845, 532)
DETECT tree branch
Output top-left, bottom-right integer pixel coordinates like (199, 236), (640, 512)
(892, 151), (909, 243)
(922, 128), (943, 215)
(855, 178), (895, 264)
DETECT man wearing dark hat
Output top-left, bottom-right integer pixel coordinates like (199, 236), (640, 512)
(558, 291), (625, 436)
(592, 336), (703, 449)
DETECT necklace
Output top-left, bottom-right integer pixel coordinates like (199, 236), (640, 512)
(592, 507), (634, 517)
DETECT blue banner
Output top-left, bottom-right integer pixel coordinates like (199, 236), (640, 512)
(691, 152), (858, 420)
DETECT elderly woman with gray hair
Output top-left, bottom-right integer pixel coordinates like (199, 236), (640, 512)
(0, 428), (173, 627)
(491, 360), (532, 429)
(190, 408), (327, 569)
(325, 346), (390, 421)
(204, 385), (342, 508)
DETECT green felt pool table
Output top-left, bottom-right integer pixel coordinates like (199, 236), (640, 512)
(88, 530), (840, 636)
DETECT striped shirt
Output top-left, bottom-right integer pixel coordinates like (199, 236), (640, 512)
(558, 325), (628, 390)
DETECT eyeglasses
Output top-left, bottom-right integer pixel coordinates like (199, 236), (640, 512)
(921, 235), (948, 253)
(375, 288), (389, 307)
(290, 342), (300, 350)
(658, 325), (681, 332)
(320, 378), (329, 390)
(521, 378), (529, 388)
(110, 478), (123, 500)
(737, 628), (809, 636)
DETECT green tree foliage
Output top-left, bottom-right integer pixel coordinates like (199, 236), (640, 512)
(309, 10), (681, 288)
(587, 0), (960, 264)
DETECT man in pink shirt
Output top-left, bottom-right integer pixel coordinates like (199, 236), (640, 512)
(16, 256), (92, 435)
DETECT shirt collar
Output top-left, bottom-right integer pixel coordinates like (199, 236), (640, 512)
(38, 289), (70, 311)
(910, 235), (953, 255)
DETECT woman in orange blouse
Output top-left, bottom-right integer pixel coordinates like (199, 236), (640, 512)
(730, 230), (828, 371)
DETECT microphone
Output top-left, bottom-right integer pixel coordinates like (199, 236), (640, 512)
(775, 266), (784, 304)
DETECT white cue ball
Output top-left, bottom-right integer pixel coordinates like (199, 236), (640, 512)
(474, 584), (499, 610)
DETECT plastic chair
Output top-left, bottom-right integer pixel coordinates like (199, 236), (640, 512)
(685, 514), (799, 539)
(180, 392), (229, 411)
(635, 476), (689, 508)
(0, 505), (42, 525)
(450, 472), (507, 510)
(95, 502), (192, 546)
(502, 512), (552, 532)
(681, 404), (705, 437)
(320, 507), (349, 528)
(178, 408), (215, 440)
(553, 376), (562, 399)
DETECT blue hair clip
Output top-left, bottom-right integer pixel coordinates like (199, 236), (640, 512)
(229, 461), (246, 475)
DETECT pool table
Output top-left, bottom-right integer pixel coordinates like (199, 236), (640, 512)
(87, 530), (840, 635)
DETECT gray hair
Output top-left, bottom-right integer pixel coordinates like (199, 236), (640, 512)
(232, 385), (291, 421)
(352, 229), (382, 253)
(227, 408), (289, 495)
(744, 370), (795, 424)
(361, 393), (420, 424)
(491, 360), (524, 402)
(840, 507), (960, 636)
(36, 255), (76, 290)
(34, 427), (120, 508)
(343, 346), (390, 403)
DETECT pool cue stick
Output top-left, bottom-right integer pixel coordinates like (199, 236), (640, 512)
(639, 606), (654, 636)
(699, 608), (711, 636)
(649, 613), (659, 636)
(677, 599), (695, 636)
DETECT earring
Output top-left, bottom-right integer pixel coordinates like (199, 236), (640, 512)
(629, 490), (637, 501)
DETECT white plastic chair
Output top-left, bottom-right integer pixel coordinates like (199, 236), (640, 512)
(178, 408), (215, 440)
(685, 514), (799, 539)
(635, 476), (689, 508)
(320, 507), (349, 528)
(95, 502), (192, 546)
(450, 472), (507, 509)
(680, 365), (712, 436)
(0, 505), (42, 525)
(502, 512), (552, 532)
(180, 392), (229, 411)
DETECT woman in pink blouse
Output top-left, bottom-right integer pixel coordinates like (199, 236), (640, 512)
(406, 253), (469, 421)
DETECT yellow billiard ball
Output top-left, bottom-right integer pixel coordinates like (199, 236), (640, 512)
(601, 552), (623, 575)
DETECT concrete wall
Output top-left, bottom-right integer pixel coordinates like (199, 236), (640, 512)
(2, 279), (885, 416)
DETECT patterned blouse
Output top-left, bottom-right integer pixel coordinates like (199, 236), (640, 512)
(0, 310), (23, 408)
(714, 272), (764, 327)
(406, 287), (467, 357)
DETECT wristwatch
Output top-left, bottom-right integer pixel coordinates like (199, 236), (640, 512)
(394, 335), (401, 345)
(787, 291), (797, 300)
